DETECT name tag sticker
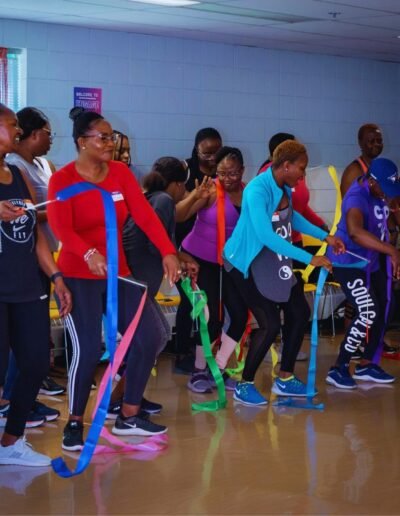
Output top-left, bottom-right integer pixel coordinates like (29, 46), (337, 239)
(111, 191), (124, 202)
(272, 212), (279, 222)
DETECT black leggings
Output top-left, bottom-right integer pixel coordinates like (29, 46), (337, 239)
(0, 298), (50, 436)
(63, 277), (159, 416)
(333, 267), (389, 365)
(176, 253), (248, 346)
(228, 267), (310, 381)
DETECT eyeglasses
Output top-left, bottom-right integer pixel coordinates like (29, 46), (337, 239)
(217, 171), (242, 179)
(82, 132), (118, 144)
(41, 128), (56, 141)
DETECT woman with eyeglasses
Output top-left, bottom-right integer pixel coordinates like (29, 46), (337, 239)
(174, 127), (222, 374)
(178, 146), (249, 393)
(7, 107), (58, 254)
(47, 108), (180, 451)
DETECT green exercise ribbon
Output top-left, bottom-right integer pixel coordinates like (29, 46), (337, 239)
(225, 342), (245, 378)
(180, 278), (227, 411)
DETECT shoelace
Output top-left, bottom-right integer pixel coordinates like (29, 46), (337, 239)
(281, 377), (304, 392)
(239, 382), (253, 391)
(21, 436), (32, 449)
(290, 378), (303, 390)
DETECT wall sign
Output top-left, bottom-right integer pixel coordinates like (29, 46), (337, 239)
(73, 87), (102, 113)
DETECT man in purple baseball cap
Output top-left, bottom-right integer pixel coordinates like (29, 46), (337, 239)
(325, 156), (400, 389)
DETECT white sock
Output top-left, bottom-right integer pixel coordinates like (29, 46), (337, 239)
(195, 345), (207, 370)
(216, 332), (237, 369)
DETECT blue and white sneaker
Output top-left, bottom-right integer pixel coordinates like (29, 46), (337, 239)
(233, 382), (268, 406)
(326, 365), (356, 389)
(272, 376), (308, 397)
(353, 363), (395, 384)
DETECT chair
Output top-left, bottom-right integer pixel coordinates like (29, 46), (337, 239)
(155, 292), (180, 336)
(299, 234), (346, 336)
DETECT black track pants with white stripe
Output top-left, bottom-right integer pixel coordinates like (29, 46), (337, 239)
(63, 277), (159, 416)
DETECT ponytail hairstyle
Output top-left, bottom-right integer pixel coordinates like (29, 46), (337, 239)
(143, 157), (188, 194)
(16, 107), (49, 141)
(69, 107), (104, 150)
(215, 146), (244, 168)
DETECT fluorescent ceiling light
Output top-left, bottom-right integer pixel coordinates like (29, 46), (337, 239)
(129, 0), (200, 6)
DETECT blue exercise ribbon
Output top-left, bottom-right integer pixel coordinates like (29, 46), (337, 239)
(51, 183), (118, 478)
(275, 259), (367, 411)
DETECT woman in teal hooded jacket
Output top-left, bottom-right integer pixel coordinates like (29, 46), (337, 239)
(224, 140), (344, 405)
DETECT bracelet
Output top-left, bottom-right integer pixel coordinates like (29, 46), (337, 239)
(84, 248), (98, 262)
(50, 272), (63, 283)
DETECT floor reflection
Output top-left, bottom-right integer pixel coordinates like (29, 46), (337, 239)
(1, 337), (400, 514)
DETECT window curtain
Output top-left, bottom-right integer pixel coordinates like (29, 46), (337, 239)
(0, 48), (8, 105)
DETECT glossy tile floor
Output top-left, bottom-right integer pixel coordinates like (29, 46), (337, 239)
(1, 331), (400, 515)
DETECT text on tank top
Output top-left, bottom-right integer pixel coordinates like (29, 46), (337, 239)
(0, 165), (45, 302)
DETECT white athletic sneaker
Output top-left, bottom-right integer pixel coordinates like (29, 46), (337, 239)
(0, 437), (51, 467)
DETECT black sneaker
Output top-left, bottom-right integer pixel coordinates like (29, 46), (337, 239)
(31, 400), (60, 422)
(141, 397), (162, 414)
(112, 414), (167, 436)
(39, 376), (66, 396)
(106, 400), (122, 420)
(174, 354), (195, 375)
(62, 421), (84, 451)
(0, 406), (45, 429)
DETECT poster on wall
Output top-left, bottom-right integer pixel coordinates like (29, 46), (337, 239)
(73, 87), (102, 113)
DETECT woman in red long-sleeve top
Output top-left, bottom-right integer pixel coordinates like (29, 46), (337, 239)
(48, 108), (180, 452)
(290, 177), (326, 245)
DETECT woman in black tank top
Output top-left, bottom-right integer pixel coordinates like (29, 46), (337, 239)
(0, 104), (72, 467)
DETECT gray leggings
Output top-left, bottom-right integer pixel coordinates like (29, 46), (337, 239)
(63, 277), (159, 415)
